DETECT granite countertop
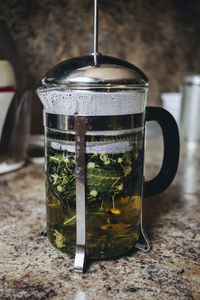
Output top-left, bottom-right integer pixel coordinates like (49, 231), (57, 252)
(0, 136), (200, 300)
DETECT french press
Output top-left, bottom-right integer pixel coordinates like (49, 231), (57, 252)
(37, 0), (179, 272)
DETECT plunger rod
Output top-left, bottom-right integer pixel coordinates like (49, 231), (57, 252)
(93, 0), (98, 54)
(93, 0), (99, 65)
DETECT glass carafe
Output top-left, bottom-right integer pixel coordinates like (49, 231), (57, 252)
(46, 120), (144, 259)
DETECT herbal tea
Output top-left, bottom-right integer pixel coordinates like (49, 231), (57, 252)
(46, 130), (144, 259)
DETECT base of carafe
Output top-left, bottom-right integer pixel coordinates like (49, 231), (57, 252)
(134, 231), (151, 252)
(134, 191), (151, 252)
(47, 228), (141, 258)
(74, 245), (86, 273)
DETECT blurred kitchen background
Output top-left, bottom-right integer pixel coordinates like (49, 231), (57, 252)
(0, 0), (200, 134)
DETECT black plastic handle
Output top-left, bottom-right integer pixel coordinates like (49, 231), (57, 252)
(144, 106), (180, 197)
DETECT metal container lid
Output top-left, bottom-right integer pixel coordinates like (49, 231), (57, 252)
(184, 74), (200, 85)
(42, 54), (149, 89)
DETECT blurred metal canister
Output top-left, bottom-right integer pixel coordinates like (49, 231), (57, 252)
(180, 75), (200, 145)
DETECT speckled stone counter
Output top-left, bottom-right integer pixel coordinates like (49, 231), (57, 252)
(0, 136), (200, 300)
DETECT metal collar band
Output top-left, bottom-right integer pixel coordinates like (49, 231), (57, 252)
(44, 112), (145, 132)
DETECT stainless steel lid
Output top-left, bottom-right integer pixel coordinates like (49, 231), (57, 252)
(184, 74), (200, 85)
(42, 54), (149, 88)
